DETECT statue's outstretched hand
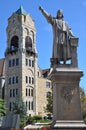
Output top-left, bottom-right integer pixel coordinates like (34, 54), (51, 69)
(39, 6), (43, 12)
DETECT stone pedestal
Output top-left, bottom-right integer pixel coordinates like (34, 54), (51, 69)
(51, 120), (86, 130)
(49, 67), (86, 130)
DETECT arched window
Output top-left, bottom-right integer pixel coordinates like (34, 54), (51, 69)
(25, 28), (29, 35)
(10, 36), (19, 51)
(31, 30), (34, 43)
(25, 36), (32, 49)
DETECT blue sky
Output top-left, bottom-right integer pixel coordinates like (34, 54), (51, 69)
(0, 0), (86, 90)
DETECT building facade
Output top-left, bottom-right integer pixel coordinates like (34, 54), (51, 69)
(0, 6), (51, 116)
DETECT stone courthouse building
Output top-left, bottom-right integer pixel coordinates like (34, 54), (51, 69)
(0, 6), (51, 116)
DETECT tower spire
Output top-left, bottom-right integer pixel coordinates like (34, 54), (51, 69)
(15, 5), (27, 15)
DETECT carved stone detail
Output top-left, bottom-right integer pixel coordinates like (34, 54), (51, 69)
(61, 86), (76, 104)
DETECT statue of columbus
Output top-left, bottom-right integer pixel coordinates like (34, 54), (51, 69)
(39, 6), (75, 64)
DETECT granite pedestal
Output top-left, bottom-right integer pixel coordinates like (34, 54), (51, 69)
(49, 67), (86, 130)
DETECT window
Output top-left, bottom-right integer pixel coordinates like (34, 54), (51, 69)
(26, 59), (28, 66)
(26, 88), (27, 96)
(11, 36), (19, 51)
(29, 59), (31, 67)
(37, 72), (39, 77)
(26, 76), (28, 83)
(16, 89), (18, 95)
(46, 92), (51, 97)
(29, 77), (31, 84)
(9, 76), (18, 85)
(46, 82), (50, 88)
(31, 101), (33, 110)
(25, 36), (32, 49)
(16, 76), (18, 83)
(32, 77), (34, 84)
(12, 59), (15, 66)
(10, 89), (12, 97)
(29, 89), (30, 96)
(9, 60), (11, 67)
(12, 77), (15, 84)
(26, 101), (27, 108)
(16, 58), (19, 66)
(32, 60), (34, 67)
(9, 77), (11, 85)
(29, 101), (30, 110)
(31, 30), (34, 43)
(13, 89), (15, 97)
(9, 58), (19, 67)
(31, 89), (33, 96)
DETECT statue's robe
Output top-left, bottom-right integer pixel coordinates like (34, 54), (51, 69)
(52, 19), (71, 62)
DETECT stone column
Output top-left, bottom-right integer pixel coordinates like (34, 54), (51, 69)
(70, 37), (78, 67)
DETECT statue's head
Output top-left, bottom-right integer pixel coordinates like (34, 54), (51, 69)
(56, 9), (64, 19)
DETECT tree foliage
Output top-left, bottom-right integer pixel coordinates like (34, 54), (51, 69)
(12, 95), (27, 119)
(80, 87), (86, 122)
(0, 98), (6, 116)
(45, 92), (53, 114)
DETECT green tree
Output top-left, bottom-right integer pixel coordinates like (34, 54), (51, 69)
(12, 95), (27, 120)
(80, 87), (86, 123)
(0, 98), (6, 116)
(45, 92), (53, 114)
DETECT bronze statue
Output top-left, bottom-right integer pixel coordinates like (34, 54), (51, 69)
(39, 6), (75, 64)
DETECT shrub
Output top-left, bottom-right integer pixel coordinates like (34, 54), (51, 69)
(33, 115), (42, 121)
(20, 120), (26, 128)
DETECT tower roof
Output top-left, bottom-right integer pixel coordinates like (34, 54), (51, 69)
(15, 6), (27, 15)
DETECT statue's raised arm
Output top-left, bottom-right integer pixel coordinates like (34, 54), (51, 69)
(39, 6), (53, 24)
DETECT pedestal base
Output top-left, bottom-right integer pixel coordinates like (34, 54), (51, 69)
(51, 120), (86, 130)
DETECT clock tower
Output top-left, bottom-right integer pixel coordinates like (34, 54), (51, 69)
(5, 6), (38, 116)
